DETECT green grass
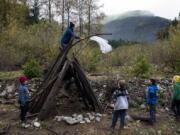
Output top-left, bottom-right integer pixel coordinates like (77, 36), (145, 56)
(0, 70), (23, 79)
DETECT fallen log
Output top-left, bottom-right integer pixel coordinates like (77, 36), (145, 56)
(131, 115), (150, 122)
(26, 113), (39, 119)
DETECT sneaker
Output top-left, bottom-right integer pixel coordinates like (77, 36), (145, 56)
(21, 123), (26, 128)
(124, 126), (129, 129)
(21, 123), (30, 128)
(24, 123), (30, 128)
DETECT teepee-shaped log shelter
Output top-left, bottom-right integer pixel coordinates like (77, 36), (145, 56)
(29, 38), (102, 120)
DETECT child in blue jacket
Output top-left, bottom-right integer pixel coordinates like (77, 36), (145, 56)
(146, 78), (158, 124)
(18, 76), (30, 128)
(60, 22), (80, 50)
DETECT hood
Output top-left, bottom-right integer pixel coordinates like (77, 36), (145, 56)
(175, 82), (180, 87)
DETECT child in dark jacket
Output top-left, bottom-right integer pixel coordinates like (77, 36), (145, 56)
(60, 22), (80, 50)
(146, 78), (158, 124)
(18, 76), (30, 128)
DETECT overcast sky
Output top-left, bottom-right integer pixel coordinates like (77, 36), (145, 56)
(99, 0), (180, 19)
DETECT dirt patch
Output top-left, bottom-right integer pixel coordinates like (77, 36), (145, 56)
(0, 76), (177, 135)
(1, 105), (180, 135)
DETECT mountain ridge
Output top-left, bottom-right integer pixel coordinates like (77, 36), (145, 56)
(102, 12), (170, 43)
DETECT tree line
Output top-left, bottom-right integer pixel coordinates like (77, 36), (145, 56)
(0, 0), (104, 35)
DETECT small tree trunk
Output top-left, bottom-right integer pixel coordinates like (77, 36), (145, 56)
(48, 0), (52, 23)
(88, 2), (91, 36)
(78, 0), (83, 36)
(61, 0), (65, 33)
(67, 7), (70, 25)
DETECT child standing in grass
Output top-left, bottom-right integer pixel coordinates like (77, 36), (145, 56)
(18, 76), (30, 128)
(110, 80), (129, 132)
(146, 78), (158, 124)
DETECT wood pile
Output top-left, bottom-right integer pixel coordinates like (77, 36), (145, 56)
(29, 39), (102, 120)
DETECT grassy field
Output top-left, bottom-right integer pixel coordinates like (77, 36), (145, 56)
(0, 71), (23, 79)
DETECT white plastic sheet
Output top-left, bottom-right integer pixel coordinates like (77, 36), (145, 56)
(90, 36), (112, 54)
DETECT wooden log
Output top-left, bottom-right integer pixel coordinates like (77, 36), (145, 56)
(75, 68), (96, 111)
(38, 61), (70, 120)
(29, 76), (59, 113)
(72, 58), (102, 112)
(29, 41), (72, 106)
(73, 69), (90, 109)
(30, 75), (58, 113)
(41, 56), (66, 89)
(26, 113), (39, 119)
(29, 78), (56, 113)
(131, 115), (150, 122)
(43, 53), (62, 84)
(32, 73), (58, 100)
(41, 38), (74, 89)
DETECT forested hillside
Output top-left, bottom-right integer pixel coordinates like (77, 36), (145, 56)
(0, 0), (180, 76)
(103, 16), (170, 42)
(0, 0), (104, 71)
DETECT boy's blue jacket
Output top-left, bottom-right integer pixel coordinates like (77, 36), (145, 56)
(60, 27), (79, 47)
(147, 84), (158, 105)
(18, 84), (30, 105)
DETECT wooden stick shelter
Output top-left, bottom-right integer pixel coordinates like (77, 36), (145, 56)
(29, 37), (104, 120)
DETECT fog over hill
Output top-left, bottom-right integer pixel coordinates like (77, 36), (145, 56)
(102, 10), (170, 43)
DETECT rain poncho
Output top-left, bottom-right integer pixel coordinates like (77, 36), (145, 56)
(90, 36), (112, 53)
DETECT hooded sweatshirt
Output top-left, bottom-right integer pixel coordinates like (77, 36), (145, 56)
(147, 84), (158, 105)
(60, 26), (80, 47)
(173, 82), (180, 100)
(112, 87), (129, 110)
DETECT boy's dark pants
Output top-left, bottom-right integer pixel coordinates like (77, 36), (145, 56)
(171, 99), (180, 118)
(20, 102), (29, 122)
(111, 109), (126, 129)
(149, 104), (156, 123)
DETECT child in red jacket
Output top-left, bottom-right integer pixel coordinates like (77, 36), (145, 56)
(18, 76), (30, 128)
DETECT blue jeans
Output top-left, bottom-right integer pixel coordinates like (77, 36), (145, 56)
(149, 105), (156, 123)
(111, 109), (126, 129)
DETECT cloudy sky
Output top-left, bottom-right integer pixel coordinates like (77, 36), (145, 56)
(99, 0), (180, 19)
